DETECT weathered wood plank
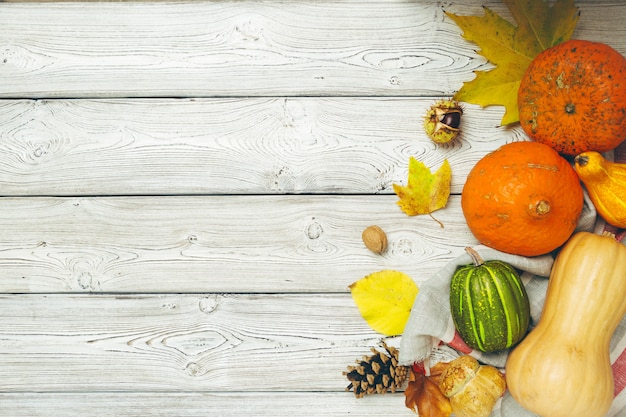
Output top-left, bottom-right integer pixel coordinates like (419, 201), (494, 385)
(0, 98), (523, 196)
(0, 293), (397, 392)
(0, 1), (624, 98)
(0, 392), (411, 417)
(1, 1), (622, 416)
(0, 1), (482, 98)
(0, 195), (476, 293)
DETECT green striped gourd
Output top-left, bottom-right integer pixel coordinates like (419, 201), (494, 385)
(450, 247), (530, 352)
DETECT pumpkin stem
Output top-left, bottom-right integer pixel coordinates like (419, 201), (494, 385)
(531, 200), (551, 216)
(464, 246), (484, 266)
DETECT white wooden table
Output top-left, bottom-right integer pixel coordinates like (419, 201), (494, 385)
(0, 1), (624, 415)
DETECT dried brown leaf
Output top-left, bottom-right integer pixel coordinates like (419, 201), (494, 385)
(405, 368), (452, 417)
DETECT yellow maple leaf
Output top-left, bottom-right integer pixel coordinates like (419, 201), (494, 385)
(393, 157), (451, 226)
(447, 0), (579, 125)
(349, 270), (418, 336)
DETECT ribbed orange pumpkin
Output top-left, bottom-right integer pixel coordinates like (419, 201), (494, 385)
(518, 39), (626, 156)
(461, 141), (584, 256)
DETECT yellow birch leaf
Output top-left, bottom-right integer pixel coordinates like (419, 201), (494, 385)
(446, 0), (579, 125)
(393, 157), (451, 223)
(349, 270), (418, 336)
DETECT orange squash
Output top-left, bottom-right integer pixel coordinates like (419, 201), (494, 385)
(461, 141), (583, 256)
(518, 39), (626, 155)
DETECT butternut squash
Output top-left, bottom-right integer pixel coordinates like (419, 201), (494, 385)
(505, 231), (626, 417)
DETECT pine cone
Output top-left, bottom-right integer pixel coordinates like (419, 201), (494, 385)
(343, 340), (409, 398)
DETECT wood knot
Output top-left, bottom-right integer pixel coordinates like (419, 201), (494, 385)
(199, 295), (219, 314)
(391, 238), (414, 255)
(185, 362), (204, 376)
(306, 221), (323, 240)
(269, 165), (296, 192)
(76, 271), (97, 290)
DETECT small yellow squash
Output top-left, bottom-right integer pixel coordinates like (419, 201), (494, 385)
(439, 355), (506, 417)
(506, 231), (626, 417)
(574, 151), (626, 228)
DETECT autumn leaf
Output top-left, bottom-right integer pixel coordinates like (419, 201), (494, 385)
(405, 368), (452, 417)
(446, 0), (579, 125)
(349, 270), (418, 336)
(393, 157), (451, 226)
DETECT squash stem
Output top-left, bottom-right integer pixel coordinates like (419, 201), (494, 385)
(534, 200), (551, 216)
(465, 246), (484, 266)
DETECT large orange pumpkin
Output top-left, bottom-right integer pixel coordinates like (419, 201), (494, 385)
(461, 141), (583, 257)
(518, 39), (626, 156)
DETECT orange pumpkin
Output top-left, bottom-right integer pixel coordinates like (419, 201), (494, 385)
(518, 39), (626, 156)
(461, 141), (584, 257)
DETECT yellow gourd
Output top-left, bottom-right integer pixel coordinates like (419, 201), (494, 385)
(574, 151), (626, 227)
(505, 232), (626, 417)
(439, 355), (506, 417)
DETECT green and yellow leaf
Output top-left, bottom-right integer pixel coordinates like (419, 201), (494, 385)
(393, 157), (451, 224)
(446, 0), (579, 125)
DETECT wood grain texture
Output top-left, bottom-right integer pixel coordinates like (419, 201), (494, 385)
(0, 293), (395, 392)
(0, 195), (476, 293)
(0, 1), (477, 98)
(0, 98), (523, 196)
(2, 1), (624, 416)
(0, 392), (411, 417)
(0, 1), (624, 98)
